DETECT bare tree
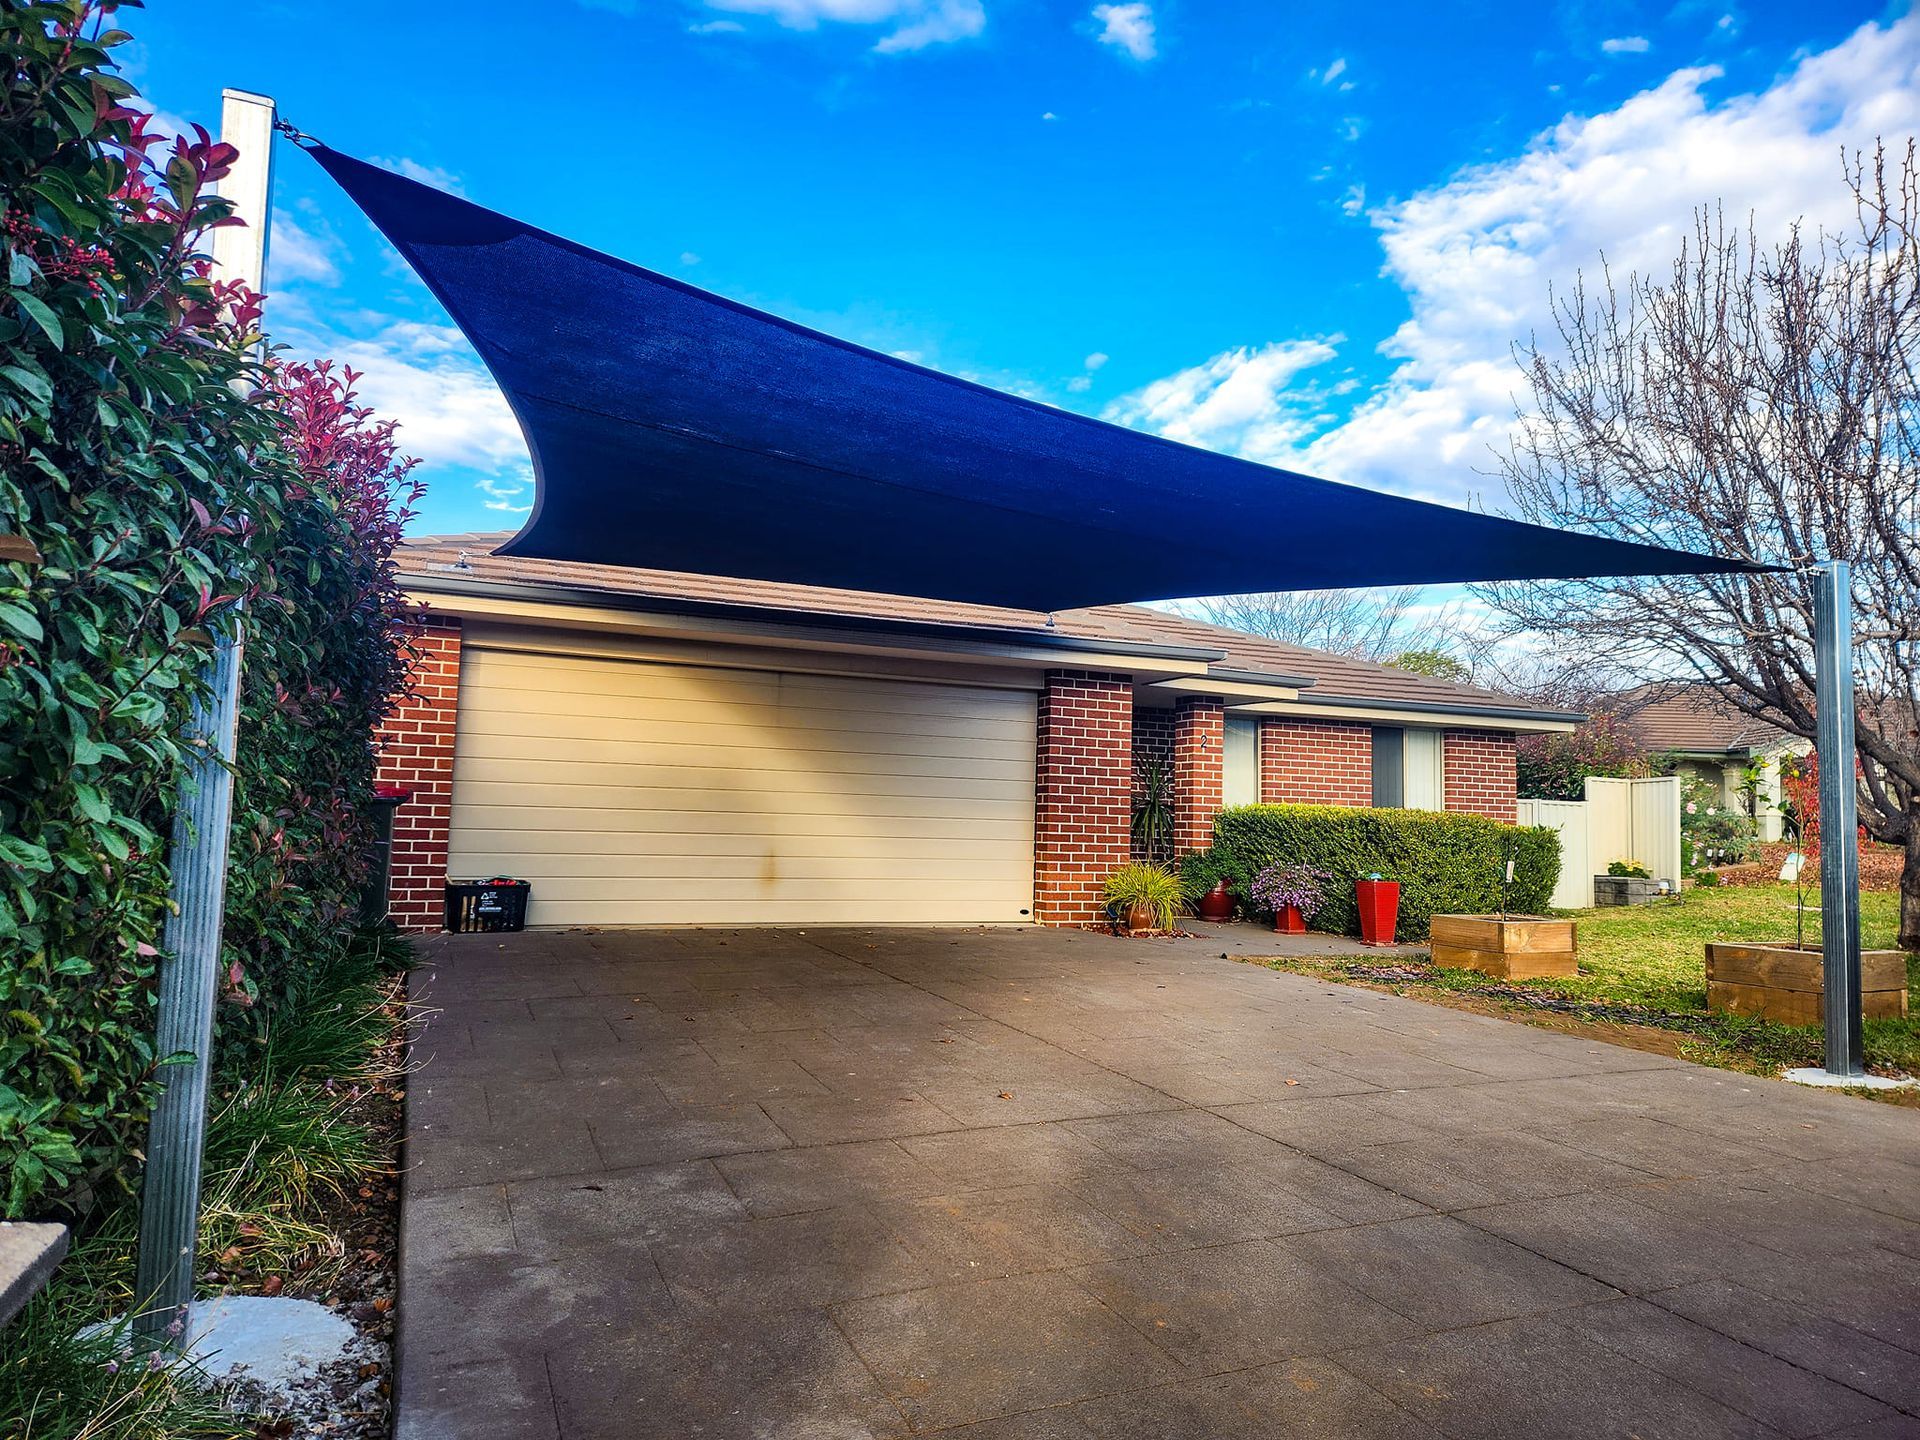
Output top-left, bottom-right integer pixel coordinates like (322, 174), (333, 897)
(1476, 142), (1920, 946)
(1183, 586), (1464, 666)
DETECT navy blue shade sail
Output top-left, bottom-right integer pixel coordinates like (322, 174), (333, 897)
(308, 144), (1766, 613)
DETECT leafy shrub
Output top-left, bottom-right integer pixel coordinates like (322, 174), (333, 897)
(1103, 863), (1182, 931)
(0, 8), (419, 1218)
(1607, 859), (1652, 878)
(1680, 773), (1758, 870)
(1516, 712), (1648, 800)
(1176, 846), (1237, 904)
(1211, 805), (1561, 938)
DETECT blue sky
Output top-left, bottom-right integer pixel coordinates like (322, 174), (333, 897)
(128, 0), (1912, 543)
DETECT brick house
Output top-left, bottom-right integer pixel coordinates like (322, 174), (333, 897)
(378, 534), (1580, 932)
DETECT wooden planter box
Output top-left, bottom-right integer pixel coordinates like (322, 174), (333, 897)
(1594, 875), (1663, 906)
(1704, 943), (1910, 1025)
(1430, 914), (1578, 979)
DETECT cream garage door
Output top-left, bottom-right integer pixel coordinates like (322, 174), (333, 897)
(447, 647), (1039, 926)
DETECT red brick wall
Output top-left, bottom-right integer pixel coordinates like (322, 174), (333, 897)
(1444, 729), (1518, 822)
(1172, 697), (1225, 854)
(1130, 707), (1174, 863)
(1034, 670), (1133, 926)
(1258, 718), (1372, 807)
(375, 618), (462, 932)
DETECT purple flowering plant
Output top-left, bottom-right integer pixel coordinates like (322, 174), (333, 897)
(1248, 862), (1334, 920)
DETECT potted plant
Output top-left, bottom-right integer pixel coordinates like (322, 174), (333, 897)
(1103, 863), (1182, 935)
(1354, 871), (1401, 946)
(1431, 847), (1576, 978)
(1131, 757), (1174, 865)
(1178, 847), (1237, 922)
(1249, 862), (1332, 935)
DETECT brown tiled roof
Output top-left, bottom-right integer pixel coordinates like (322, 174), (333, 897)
(399, 532), (1568, 716)
(1612, 684), (1794, 754)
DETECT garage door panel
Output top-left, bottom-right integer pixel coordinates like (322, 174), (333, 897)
(450, 851), (1034, 883)
(451, 748), (1036, 787)
(534, 897), (1032, 926)
(462, 683), (1021, 737)
(451, 807), (1035, 842)
(472, 654), (1025, 721)
(486, 874), (1037, 904)
(452, 772), (1036, 809)
(447, 648), (1038, 926)
(461, 702), (1030, 746)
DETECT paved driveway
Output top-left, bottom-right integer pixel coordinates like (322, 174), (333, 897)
(398, 925), (1920, 1439)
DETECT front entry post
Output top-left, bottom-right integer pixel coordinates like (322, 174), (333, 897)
(1812, 559), (1864, 1079)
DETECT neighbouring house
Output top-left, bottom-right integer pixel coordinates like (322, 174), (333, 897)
(1614, 683), (1809, 842)
(376, 533), (1581, 931)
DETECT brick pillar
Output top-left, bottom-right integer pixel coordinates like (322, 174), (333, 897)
(1033, 670), (1133, 926)
(1171, 696), (1225, 854)
(1258, 718), (1373, 806)
(376, 618), (463, 932)
(1443, 729), (1518, 822)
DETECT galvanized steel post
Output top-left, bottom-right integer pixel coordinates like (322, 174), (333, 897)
(1812, 560), (1864, 1079)
(132, 88), (276, 1343)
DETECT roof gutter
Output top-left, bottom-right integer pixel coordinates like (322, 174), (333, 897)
(400, 570), (1231, 666)
(1289, 692), (1589, 725)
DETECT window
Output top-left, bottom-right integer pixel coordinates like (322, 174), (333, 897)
(1372, 727), (1445, 810)
(1224, 715), (1259, 805)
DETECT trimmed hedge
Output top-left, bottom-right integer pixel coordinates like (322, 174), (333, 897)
(1210, 805), (1561, 940)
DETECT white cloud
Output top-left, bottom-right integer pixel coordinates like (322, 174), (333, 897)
(875, 0), (984, 51)
(1066, 350), (1110, 393)
(1042, 110), (1059, 120)
(1323, 56), (1347, 83)
(477, 469), (535, 514)
(1108, 16), (1920, 507)
(700, 0), (983, 51)
(1303, 16), (1920, 501)
(680, 251), (702, 265)
(370, 156), (467, 197)
(1092, 2), (1155, 60)
(269, 210), (338, 285)
(1339, 183), (1367, 217)
(1601, 35), (1651, 54)
(278, 315), (527, 474)
(1102, 340), (1340, 464)
(688, 18), (745, 31)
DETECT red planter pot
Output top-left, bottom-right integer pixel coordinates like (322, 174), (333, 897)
(1272, 903), (1306, 935)
(1356, 879), (1400, 946)
(1197, 881), (1233, 923)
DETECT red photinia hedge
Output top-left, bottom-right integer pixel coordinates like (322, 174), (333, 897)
(0, 3), (421, 1216)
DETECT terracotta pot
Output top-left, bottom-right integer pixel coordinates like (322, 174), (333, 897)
(1356, 879), (1400, 946)
(1126, 900), (1155, 933)
(1272, 903), (1306, 935)
(1197, 881), (1233, 923)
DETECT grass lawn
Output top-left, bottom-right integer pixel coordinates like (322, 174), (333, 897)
(1253, 884), (1919, 1084)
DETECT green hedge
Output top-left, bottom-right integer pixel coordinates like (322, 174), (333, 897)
(1210, 805), (1562, 940)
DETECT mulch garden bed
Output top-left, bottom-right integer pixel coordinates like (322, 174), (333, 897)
(1714, 841), (1905, 890)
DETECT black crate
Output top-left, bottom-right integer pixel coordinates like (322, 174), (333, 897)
(444, 877), (531, 933)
